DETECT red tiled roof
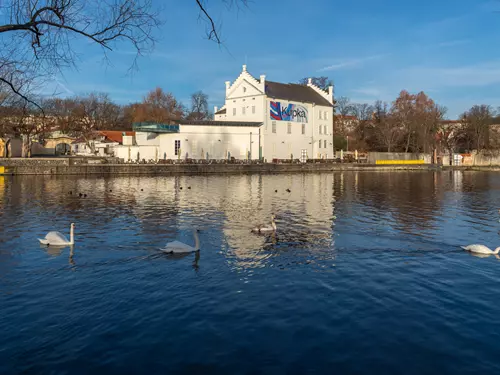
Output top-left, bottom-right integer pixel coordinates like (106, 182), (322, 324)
(98, 131), (135, 144)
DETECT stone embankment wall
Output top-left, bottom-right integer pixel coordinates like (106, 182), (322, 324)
(0, 160), (435, 175)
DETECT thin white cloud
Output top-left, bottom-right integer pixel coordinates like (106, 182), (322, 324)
(351, 87), (383, 97)
(318, 54), (387, 72)
(401, 61), (500, 88)
(54, 79), (75, 96)
(437, 39), (470, 48)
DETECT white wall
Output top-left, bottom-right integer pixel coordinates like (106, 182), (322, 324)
(113, 145), (159, 162)
(261, 99), (333, 160)
(158, 124), (261, 160)
(135, 132), (160, 146)
(224, 66), (266, 123)
(10, 139), (22, 157)
(123, 135), (134, 146)
(31, 142), (55, 156)
(218, 65), (334, 160)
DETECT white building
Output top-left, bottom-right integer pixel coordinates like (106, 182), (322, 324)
(214, 64), (334, 160)
(124, 65), (334, 162)
(71, 131), (134, 157)
(129, 121), (261, 161)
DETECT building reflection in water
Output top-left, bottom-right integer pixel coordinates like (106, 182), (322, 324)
(3, 170), (500, 275)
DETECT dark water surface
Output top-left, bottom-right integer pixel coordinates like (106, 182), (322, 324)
(1, 171), (500, 374)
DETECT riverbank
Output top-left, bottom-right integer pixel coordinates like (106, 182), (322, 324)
(1, 158), (499, 175)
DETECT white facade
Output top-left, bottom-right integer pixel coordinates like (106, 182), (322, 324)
(157, 124), (260, 160)
(119, 65), (334, 162)
(215, 64), (334, 160)
(114, 123), (261, 162)
(71, 140), (118, 156)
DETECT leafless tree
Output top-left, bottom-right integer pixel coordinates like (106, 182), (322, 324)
(127, 87), (185, 124)
(0, 0), (249, 104)
(61, 93), (120, 152)
(298, 76), (333, 91)
(460, 105), (495, 151)
(333, 96), (354, 135)
(371, 100), (400, 152)
(187, 90), (210, 120)
(351, 103), (374, 143)
(437, 120), (462, 164)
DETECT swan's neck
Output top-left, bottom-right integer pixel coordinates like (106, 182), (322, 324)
(272, 220), (277, 231)
(193, 231), (200, 250)
(70, 226), (74, 245)
(494, 247), (500, 255)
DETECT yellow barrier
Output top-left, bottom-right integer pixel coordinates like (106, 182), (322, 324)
(0, 166), (4, 174)
(375, 160), (425, 165)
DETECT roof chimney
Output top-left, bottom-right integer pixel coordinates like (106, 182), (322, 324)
(260, 74), (266, 83)
(225, 81), (231, 93)
(242, 64), (247, 72)
(214, 106), (218, 113)
(308, 78), (312, 85)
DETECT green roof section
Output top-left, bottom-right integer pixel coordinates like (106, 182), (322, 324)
(132, 122), (180, 133)
(133, 120), (263, 133)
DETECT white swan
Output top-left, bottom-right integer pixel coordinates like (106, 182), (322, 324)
(161, 230), (200, 253)
(251, 214), (276, 234)
(461, 244), (500, 255)
(39, 223), (75, 246)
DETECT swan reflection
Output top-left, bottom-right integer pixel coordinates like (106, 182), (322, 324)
(468, 252), (500, 260)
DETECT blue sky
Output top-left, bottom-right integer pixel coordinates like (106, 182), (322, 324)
(51, 0), (500, 119)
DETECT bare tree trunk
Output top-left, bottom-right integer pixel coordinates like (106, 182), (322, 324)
(22, 135), (31, 158)
(405, 132), (411, 153)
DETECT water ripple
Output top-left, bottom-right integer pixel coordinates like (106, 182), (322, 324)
(2, 171), (500, 373)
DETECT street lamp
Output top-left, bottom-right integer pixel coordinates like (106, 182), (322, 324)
(346, 135), (349, 152)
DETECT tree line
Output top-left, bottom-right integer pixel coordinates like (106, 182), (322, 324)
(334, 91), (500, 155)
(0, 88), (211, 157)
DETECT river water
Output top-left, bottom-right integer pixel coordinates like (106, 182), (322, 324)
(1, 171), (500, 374)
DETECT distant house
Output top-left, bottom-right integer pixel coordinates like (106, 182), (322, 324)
(71, 131), (135, 156)
(41, 130), (76, 155)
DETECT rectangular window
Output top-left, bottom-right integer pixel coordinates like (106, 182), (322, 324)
(319, 140), (322, 149)
(302, 123), (305, 135)
(175, 140), (181, 156)
(324, 140), (327, 148)
(252, 106), (256, 114)
(324, 125), (328, 135)
(272, 121), (276, 133)
(242, 107), (246, 115)
(319, 125), (322, 135)
(232, 108), (236, 116)
(319, 110), (323, 120)
(287, 122), (292, 134)
(325, 112), (329, 120)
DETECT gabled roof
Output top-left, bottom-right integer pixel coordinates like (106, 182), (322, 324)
(215, 108), (227, 115)
(265, 81), (333, 107)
